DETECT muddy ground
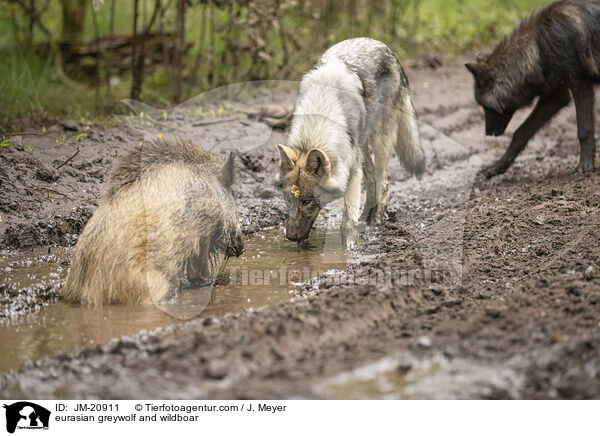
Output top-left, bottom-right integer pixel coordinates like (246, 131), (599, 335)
(0, 63), (599, 399)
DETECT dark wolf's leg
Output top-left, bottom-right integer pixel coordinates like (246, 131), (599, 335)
(570, 79), (596, 174)
(482, 87), (571, 179)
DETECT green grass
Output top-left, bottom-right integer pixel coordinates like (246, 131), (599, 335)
(411, 0), (551, 54)
(0, 0), (553, 126)
(0, 51), (95, 123)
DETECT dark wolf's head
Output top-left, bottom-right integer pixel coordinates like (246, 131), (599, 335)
(465, 61), (519, 137)
(465, 7), (550, 137)
(275, 144), (341, 242)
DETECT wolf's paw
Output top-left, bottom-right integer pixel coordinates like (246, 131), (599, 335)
(341, 224), (358, 249)
(341, 235), (356, 250)
(573, 161), (595, 176)
(477, 161), (510, 181)
(360, 205), (377, 224)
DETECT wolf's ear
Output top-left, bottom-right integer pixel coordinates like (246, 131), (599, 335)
(465, 62), (480, 76)
(219, 152), (235, 189)
(475, 52), (488, 63)
(277, 144), (299, 173)
(306, 148), (331, 179)
(465, 62), (491, 83)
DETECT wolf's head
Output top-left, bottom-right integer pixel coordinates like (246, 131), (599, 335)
(276, 144), (341, 242)
(465, 61), (519, 137)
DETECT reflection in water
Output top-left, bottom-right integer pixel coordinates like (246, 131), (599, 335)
(0, 226), (347, 372)
(316, 353), (521, 400)
(316, 356), (441, 400)
(0, 303), (178, 372)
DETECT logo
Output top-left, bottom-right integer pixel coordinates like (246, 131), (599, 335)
(2, 402), (50, 434)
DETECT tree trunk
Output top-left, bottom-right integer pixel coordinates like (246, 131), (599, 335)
(172, 0), (187, 103)
(60, 0), (88, 43)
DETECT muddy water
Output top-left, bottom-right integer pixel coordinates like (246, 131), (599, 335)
(316, 352), (522, 400)
(0, 226), (347, 372)
(316, 355), (442, 400)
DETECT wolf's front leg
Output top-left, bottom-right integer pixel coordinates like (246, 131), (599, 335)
(342, 165), (362, 248)
(481, 87), (571, 179)
(571, 80), (596, 175)
(359, 141), (377, 223)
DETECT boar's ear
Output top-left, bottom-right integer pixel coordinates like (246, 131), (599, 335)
(306, 148), (331, 179)
(277, 144), (299, 174)
(219, 152), (235, 189)
(465, 62), (491, 83)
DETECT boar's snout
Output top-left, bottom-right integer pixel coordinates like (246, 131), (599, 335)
(226, 232), (245, 257)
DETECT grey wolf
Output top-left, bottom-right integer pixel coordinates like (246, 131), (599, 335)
(276, 37), (425, 244)
(62, 138), (244, 306)
(467, 0), (600, 178)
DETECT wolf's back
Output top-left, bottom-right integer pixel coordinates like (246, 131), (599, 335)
(321, 38), (425, 177)
(542, 0), (600, 78)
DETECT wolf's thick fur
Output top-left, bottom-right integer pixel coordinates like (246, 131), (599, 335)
(277, 38), (424, 243)
(62, 138), (244, 306)
(467, 0), (600, 177)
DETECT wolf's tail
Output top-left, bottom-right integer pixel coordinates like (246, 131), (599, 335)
(396, 92), (425, 178)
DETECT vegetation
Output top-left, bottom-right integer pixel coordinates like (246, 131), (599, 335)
(0, 0), (552, 127)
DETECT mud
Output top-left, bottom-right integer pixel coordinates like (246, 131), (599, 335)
(1, 63), (599, 399)
(0, 227), (346, 371)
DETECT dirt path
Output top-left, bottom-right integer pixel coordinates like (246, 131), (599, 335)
(1, 63), (599, 399)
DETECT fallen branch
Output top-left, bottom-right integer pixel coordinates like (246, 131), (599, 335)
(56, 147), (80, 170)
(26, 186), (67, 197)
(192, 116), (245, 127)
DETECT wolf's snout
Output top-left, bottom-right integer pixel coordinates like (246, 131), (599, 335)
(286, 230), (306, 242)
(285, 220), (310, 242)
(484, 108), (513, 137)
(285, 227), (308, 242)
(486, 126), (502, 137)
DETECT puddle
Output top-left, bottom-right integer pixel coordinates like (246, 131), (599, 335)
(315, 355), (441, 400)
(0, 247), (70, 290)
(0, 226), (347, 372)
(202, 226), (347, 316)
(315, 352), (523, 399)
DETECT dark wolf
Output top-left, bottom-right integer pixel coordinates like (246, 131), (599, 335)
(277, 37), (425, 245)
(62, 138), (244, 306)
(466, 0), (600, 178)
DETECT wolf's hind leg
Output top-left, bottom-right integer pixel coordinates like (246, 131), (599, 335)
(342, 164), (362, 247)
(482, 87), (571, 179)
(571, 80), (596, 175)
(373, 125), (396, 219)
(360, 146), (377, 223)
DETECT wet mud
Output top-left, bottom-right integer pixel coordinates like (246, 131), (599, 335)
(0, 63), (599, 399)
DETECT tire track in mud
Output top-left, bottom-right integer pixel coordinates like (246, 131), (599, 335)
(1, 63), (600, 399)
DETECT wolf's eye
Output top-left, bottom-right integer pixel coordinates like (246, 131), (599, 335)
(301, 198), (312, 205)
